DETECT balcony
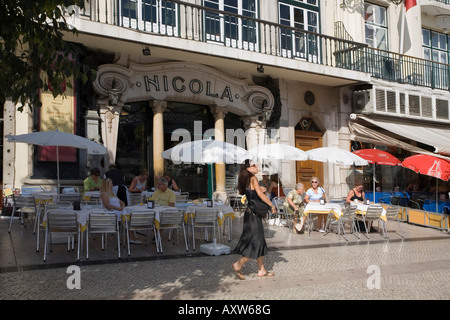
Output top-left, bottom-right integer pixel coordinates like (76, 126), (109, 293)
(67, 0), (450, 91)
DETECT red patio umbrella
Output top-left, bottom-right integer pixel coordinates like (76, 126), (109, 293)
(353, 149), (401, 202)
(402, 154), (450, 212)
(353, 149), (401, 166)
(402, 154), (450, 181)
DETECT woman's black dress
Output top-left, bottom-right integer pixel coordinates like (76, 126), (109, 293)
(234, 189), (268, 259)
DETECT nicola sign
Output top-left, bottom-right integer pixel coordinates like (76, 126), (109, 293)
(93, 62), (274, 117)
(140, 75), (236, 102)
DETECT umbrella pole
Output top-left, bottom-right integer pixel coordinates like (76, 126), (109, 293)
(436, 178), (438, 213)
(373, 163), (376, 203)
(57, 146), (60, 195)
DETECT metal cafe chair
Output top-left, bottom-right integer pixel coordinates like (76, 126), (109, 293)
(191, 208), (219, 251)
(157, 209), (188, 253)
(123, 210), (157, 256)
(273, 197), (289, 228)
(383, 205), (405, 239)
(35, 201), (73, 252)
(58, 193), (82, 203)
(129, 192), (143, 206)
(337, 205), (360, 241)
(86, 212), (121, 259)
(44, 209), (80, 262)
(8, 194), (37, 233)
(356, 205), (384, 239)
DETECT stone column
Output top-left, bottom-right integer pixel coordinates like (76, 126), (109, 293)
(151, 100), (167, 181)
(99, 101), (122, 167)
(212, 106), (227, 202)
(2, 99), (16, 189)
(85, 109), (103, 174)
(242, 115), (267, 151)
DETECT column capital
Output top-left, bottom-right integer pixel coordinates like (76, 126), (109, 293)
(211, 106), (228, 119)
(241, 115), (266, 131)
(150, 100), (167, 114)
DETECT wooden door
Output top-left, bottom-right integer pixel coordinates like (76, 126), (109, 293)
(295, 131), (323, 187)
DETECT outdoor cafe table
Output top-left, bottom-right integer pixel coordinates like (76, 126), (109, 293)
(183, 203), (235, 242)
(304, 202), (344, 236)
(83, 191), (100, 200)
(304, 202), (387, 236)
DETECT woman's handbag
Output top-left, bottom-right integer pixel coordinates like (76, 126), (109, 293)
(248, 193), (270, 218)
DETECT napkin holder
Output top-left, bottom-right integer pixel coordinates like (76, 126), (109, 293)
(73, 200), (81, 211)
(147, 200), (155, 209)
(320, 199), (325, 205)
(206, 199), (213, 207)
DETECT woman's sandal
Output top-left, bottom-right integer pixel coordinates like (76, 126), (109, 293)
(257, 271), (275, 277)
(232, 266), (245, 280)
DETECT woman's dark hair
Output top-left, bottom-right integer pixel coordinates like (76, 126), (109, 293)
(237, 159), (254, 195)
(90, 167), (101, 176)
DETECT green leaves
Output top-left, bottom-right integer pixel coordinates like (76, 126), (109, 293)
(0, 0), (95, 111)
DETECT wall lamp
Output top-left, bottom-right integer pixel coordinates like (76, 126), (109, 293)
(142, 46), (151, 56)
(108, 78), (121, 106)
(256, 64), (264, 73)
(388, 0), (403, 5)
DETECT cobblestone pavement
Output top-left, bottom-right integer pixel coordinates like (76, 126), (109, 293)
(1, 236), (450, 300)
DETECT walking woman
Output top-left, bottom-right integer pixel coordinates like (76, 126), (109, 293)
(232, 159), (277, 280)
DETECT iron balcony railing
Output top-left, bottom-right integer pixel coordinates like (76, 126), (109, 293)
(75, 0), (450, 91)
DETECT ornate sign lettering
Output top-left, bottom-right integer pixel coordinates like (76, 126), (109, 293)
(93, 62), (274, 117)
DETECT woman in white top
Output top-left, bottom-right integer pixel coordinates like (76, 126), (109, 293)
(100, 178), (125, 211)
(129, 169), (149, 193)
(100, 178), (141, 244)
(304, 177), (327, 233)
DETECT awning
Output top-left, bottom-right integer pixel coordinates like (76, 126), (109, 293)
(352, 115), (450, 156)
(348, 120), (450, 161)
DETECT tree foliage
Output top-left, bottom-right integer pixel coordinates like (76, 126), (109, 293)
(0, 0), (96, 111)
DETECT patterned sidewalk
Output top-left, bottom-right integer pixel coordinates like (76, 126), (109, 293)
(1, 213), (450, 300)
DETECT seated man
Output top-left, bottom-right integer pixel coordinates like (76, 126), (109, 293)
(151, 177), (176, 206)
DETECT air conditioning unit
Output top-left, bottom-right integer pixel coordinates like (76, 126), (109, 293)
(352, 89), (374, 114)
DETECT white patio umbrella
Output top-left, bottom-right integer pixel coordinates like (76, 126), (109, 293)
(161, 139), (251, 252)
(162, 139), (252, 197)
(162, 139), (251, 165)
(248, 143), (308, 161)
(306, 147), (369, 198)
(6, 130), (107, 193)
(248, 143), (308, 196)
(306, 147), (369, 166)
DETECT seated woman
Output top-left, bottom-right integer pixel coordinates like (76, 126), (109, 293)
(304, 177), (327, 232)
(346, 181), (365, 204)
(100, 178), (141, 244)
(129, 169), (149, 193)
(284, 183), (306, 233)
(163, 171), (179, 192)
(83, 167), (102, 195)
(100, 178), (125, 212)
(267, 174), (285, 200)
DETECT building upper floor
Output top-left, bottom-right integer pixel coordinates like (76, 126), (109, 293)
(59, 0), (450, 122)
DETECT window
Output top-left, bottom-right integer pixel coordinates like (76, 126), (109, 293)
(278, 1), (319, 60)
(364, 3), (387, 51)
(204, 0), (258, 50)
(423, 29), (449, 89)
(121, 0), (178, 35)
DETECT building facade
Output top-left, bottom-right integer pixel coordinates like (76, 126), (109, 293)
(2, 0), (450, 200)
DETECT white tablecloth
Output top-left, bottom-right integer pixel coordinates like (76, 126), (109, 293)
(83, 191), (100, 199)
(304, 202), (386, 221)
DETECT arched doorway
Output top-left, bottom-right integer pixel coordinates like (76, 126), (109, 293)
(295, 118), (324, 187)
